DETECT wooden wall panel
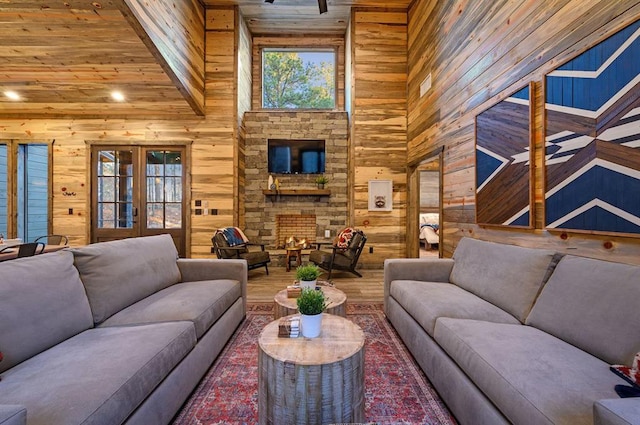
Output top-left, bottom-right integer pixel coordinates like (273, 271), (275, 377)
(407, 0), (640, 265)
(237, 11), (252, 229)
(123, 0), (206, 115)
(351, 8), (408, 266)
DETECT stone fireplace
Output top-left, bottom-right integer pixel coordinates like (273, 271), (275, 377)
(243, 111), (349, 248)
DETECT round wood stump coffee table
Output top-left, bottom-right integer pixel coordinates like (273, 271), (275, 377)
(273, 286), (347, 319)
(258, 314), (365, 425)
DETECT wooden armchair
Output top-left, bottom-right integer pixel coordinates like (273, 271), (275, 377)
(309, 228), (367, 280)
(211, 227), (271, 275)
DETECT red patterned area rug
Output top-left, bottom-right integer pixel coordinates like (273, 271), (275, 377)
(172, 303), (457, 425)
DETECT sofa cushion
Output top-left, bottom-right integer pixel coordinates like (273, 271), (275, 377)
(99, 279), (242, 339)
(0, 322), (195, 425)
(526, 255), (640, 366)
(72, 234), (182, 324)
(434, 318), (625, 425)
(390, 280), (519, 336)
(0, 405), (26, 425)
(0, 251), (93, 373)
(594, 398), (640, 425)
(450, 237), (559, 322)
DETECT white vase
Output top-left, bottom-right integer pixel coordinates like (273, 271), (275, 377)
(300, 279), (317, 289)
(300, 313), (322, 338)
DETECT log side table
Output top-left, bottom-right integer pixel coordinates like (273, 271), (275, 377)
(273, 286), (347, 319)
(258, 314), (365, 425)
(285, 247), (302, 271)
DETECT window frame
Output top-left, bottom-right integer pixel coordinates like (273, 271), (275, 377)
(0, 140), (53, 240)
(261, 47), (338, 110)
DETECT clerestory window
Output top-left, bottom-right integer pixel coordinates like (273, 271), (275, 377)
(262, 49), (336, 109)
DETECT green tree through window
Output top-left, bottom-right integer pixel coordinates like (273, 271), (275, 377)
(262, 50), (335, 109)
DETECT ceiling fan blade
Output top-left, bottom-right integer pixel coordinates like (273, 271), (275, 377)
(318, 0), (328, 14)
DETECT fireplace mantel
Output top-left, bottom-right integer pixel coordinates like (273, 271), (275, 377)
(263, 189), (331, 197)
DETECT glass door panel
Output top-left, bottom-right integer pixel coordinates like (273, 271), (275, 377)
(92, 147), (139, 243)
(144, 150), (182, 230)
(17, 144), (49, 242)
(97, 150), (134, 229)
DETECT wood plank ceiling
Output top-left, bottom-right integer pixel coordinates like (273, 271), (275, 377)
(0, 0), (410, 119)
(0, 0), (198, 118)
(204, 0), (412, 35)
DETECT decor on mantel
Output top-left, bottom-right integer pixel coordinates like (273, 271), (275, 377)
(544, 19), (640, 236)
(268, 174), (274, 190)
(475, 82), (534, 228)
(315, 175), (329, 189)
(368, 180), (393, 211)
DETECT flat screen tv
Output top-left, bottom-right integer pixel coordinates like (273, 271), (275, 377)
(268, 139), (325, 174)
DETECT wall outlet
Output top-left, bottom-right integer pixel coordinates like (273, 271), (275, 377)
(369, 246), (374, 254)
(324, 229), (331, 238)
(420, 73), (432, 97)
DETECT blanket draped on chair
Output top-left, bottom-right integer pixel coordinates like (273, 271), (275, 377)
(217, 227), (249, 247)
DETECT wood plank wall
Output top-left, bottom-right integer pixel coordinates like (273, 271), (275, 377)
(237, 11), (252, 229)
(251, 36), (346, 110)
(123, 0), (206, 115)
(351, 9), (408, 266)
(0, 7), (239, 257)
(407, 0), (640, 265)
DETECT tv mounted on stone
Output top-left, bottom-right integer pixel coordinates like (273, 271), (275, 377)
(267, 139), (325, 174)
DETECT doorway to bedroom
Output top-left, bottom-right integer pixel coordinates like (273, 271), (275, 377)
(419, 161), (440, 257)
(408, 148), (443, 259)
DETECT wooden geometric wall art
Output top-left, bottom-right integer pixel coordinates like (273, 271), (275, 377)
(545, 19), (640, 236)
(475, 83), (534, 228)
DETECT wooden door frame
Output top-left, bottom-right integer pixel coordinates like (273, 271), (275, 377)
(86, 141), (191, 257)
(407, 146), (444, 258)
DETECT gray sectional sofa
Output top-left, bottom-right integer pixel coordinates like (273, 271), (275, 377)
(385, 237), (640, 425)
(0, 234), (247, 425)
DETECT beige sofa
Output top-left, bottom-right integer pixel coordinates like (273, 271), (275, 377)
(0, 234), (247, 425)
(384, 237), (640, 425)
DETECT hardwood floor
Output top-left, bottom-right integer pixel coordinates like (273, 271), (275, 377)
(247, 267), (385, 303)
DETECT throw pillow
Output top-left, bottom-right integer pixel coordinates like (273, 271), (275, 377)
(610, 352), (640, 397)
(335, 227), (356, 249)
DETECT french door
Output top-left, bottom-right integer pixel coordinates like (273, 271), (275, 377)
(91, 145), (187, 256)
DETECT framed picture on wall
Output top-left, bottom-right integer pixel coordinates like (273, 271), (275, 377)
(544, 19), (640, 236)
(368, 180), (393, 211)
(475, 82), (535, 228)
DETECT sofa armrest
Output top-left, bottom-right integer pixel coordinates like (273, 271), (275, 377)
(0, 406), (26, 425)
(177, 259), (248, 311)
(594, 398), (640, 425)
(384, 258), (455, 310)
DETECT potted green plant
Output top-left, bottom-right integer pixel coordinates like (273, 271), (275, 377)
(296, 264), (321, 289)
(296, 287), (327, 338)
(315, 175), (329, 189)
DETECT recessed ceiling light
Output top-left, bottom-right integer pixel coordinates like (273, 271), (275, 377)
(4, 91), (20, 101)
(111, 91), (125, 102)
